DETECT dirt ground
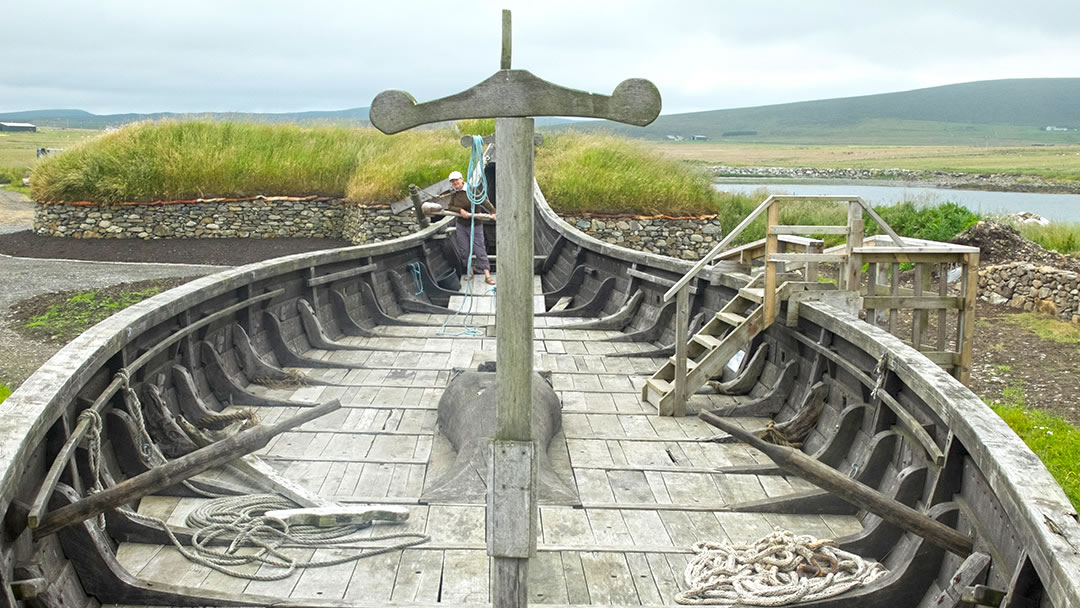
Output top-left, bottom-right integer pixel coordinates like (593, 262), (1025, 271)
(1, 193), (1077, 429)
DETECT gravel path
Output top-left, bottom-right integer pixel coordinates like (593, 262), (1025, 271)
(0, 190), (225, 388)
(0, 253), (223, 388)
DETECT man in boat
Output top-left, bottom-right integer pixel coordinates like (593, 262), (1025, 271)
(446, 170), (496, 285)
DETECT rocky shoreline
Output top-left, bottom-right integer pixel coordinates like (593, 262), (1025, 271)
(709, 166), (1080, 194)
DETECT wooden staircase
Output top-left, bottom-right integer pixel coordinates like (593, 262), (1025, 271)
(642, 275), (790, 414)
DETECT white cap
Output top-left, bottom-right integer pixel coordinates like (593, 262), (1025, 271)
(448, 170), (463, 181)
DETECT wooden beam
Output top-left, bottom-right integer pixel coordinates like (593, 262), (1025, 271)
(768, 253), (848, 263)
(667, 284), (690, 417)
(768, 225), (849, 235)
(32, 400), (341, 538)
(862, 295), (963, 310)
(698, 410), (973, 557)
(764, 202), (779, 326)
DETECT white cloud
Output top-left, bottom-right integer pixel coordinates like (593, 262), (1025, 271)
(1, 0), (1076, 114)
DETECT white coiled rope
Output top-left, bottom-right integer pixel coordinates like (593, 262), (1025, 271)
(675, 529), (887, 606)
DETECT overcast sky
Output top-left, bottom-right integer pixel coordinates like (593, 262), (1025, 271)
(2, 1), (1077, 116)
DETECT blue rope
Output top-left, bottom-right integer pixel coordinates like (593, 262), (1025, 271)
(438, 135), (489, 337)
(408, 262), (424, 295)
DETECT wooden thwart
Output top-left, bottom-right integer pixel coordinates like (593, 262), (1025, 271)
(698, 409), (973, 557)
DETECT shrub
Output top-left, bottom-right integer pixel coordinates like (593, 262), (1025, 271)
(870, 201), (980, 242)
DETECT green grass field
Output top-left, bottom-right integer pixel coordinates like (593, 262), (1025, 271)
(0, 127), (101, 167)
(653, 142), (1080, 183)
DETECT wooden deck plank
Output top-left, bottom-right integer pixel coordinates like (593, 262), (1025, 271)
(716, 473), (768, 504)
(607, 470), (657, 504)
(425, 505), (485, 544)
(625, 552), (664, 605)
(389, 549), (444, 603)
(528, 551), (569, 604)
(661, 471), (724, 507)
(621, 510), (673, 547)
(586, 509), (633, 546)
(244, 548), (315, 597)
(290, 548), (358, 600)
(355, 462), (395, 498)
(574, 469), (616, 504)
(343, 550), (401, 602)
(439, 549), (489, 604)
(580, 552), (640, 605)
(647, 552), (684, 604)
(113, 542), (163, 577)
(540, 506), (594, 546)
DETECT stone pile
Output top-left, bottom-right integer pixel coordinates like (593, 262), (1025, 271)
(979, 261), (1080, 323)
(558, 214), (724, 260)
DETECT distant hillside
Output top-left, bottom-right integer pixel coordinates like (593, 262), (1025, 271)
(0, 108), (576, 130)
(0, 107), (373, 129)
(552, 78), (1080, 145)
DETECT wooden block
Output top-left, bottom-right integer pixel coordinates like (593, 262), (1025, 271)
(487, 440), (538, 558)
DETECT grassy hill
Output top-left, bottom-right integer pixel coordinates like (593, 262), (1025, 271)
(0, 108), (373, 129)
(555, 78), (1080, 145)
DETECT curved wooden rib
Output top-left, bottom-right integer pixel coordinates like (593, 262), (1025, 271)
(297, 299), (373, 350)
(328, 287), (379, 337)
(554, 290), (643, 331)
(386, 271), (453, 315)
(370, 70), (661, 134)
(709, 343), (769, 395)
(706, 360), (798, 417)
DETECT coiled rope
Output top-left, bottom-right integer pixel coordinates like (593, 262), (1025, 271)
(439, 134), (491, 337)
(124, 494), (429, 581)
(675, 529), (887, 606)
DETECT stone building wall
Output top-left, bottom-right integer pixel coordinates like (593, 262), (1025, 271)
(556, 214), (724, 260)
(978, 261), (1080, 322)
(33, 198), (417, 245)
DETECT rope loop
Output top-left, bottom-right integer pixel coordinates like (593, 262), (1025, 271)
(76, 409), (106, 529)
(115, 367), (131, 390)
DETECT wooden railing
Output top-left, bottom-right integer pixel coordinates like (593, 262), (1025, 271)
(662, 195), (981, 387)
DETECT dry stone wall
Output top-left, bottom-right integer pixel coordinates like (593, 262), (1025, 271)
(556, 214), (724, 260)
(979, 261), (1080, 322)
(32, 200), (728, 258)
(33, 198), (416, 245)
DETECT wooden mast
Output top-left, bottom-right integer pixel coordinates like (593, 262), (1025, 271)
(369, 12), (660, 606)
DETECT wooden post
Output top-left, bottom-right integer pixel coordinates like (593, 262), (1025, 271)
(490, 116), (536, 608)
(956, 252), (979, 385)
(805, 240), (821, 283)
(408, 184), (429, 229)
(666, 284), (690, 417)
(913, 263), (925, 351)
(844, 201), (864, 292)
(763, 201), (779, 325)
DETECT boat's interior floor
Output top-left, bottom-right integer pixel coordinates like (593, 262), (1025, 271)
(111, 274), (864, 606)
